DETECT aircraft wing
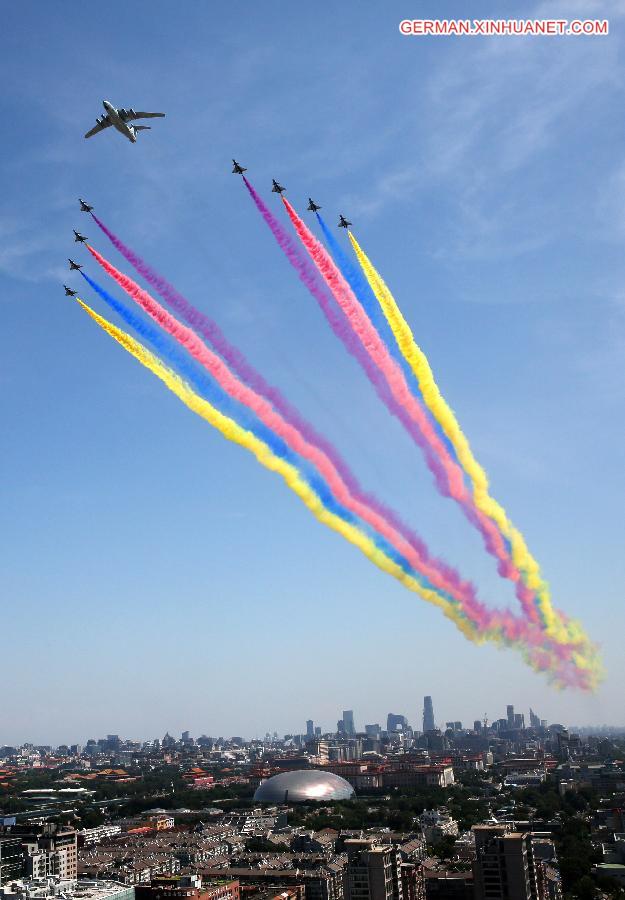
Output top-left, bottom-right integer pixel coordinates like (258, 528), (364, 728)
(119, 109), (165, 122)
(84, 117), (112, 139)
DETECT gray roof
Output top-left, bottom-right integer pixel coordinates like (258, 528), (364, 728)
(254, 770), (355, 803)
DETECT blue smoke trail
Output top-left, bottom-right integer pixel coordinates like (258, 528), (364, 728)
(315, 212), (462, 472)
(79, 270), (460, 608)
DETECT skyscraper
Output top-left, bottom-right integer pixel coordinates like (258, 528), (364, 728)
(343, 710), (356, 735)
(306, 719), (314, 738)
(387, 713), (407, 733)
(423, 696), (435, 732)
(507, 705), (515, 728)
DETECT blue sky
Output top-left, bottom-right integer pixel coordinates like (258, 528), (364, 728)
(1, 0), (624, 744)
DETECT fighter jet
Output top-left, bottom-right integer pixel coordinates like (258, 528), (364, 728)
(307, 198), (321, 212)
(84, 100), (165, 144)
(68, 259), (82, 270)
(73, 230), (87, 243)
(338, 214), (352, 229)
(232, 159), (247, 175)
(64, 285), (78, 296)
(79, 198), (94, 213)
(271, 179), (286, 194)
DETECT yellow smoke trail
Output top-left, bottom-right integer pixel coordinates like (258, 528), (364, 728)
(348, 233), (561, 638)
(72, 297), (600, 688)
(74, 298), (467, 630)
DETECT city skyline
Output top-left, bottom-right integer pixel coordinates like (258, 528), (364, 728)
(3, 699), (625, 749)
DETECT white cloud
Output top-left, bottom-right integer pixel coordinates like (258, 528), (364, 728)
(354, 0), (625, 259)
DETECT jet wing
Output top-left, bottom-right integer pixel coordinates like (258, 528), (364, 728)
(84, 117), (112, 139)
(119, 109), (165, 122)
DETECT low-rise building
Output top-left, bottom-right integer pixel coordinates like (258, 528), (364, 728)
(135, 876), (239, 900)
(418, 812), (458, 845)
(0, 879), (134, 900)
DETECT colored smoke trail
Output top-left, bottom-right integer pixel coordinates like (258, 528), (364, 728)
(89, 213), (451, 561)
(72, 295), (601, 689)
(282, 198), (462, 493)
(77, 274), (458, 605)
(72, 295), (465, 618)
(82, 260), (590, 676)
(316, 211), (461, 468)
(89, 213), (360, 493)
(241, 178), (455, 498)
(315, 213), (409, 376)
(347, 231), (556, 633)
(85, 231), (471, 601)
(82, 253), (473, 605)
(87, 208), (600, 685)
(279, 196), (543, 615)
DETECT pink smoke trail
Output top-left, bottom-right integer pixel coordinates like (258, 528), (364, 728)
(281, 196), (540, 624)
(86, 243), (479, 605)
(88, 216), (598, 681)
(241, 178), (463, 500)
(86, 245), (592, 686)
(281, 198), (465, 495)
(90, 212), (463, 589)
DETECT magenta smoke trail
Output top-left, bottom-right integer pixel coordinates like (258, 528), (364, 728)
(241, 178), (457, 500)
(88, 242), (483, 608)
(89, 212), (465, 597)
(86, 220), (595, 687)
(281, 197), (542, 623)
(242, 184), (520, 601)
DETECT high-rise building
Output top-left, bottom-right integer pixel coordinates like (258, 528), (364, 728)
(343, 710), (356, 735)
(315, 726), (322, 737)
(0, 835), (25, 885)
(366, 724), (382, 739)
(345, 839), (403, 900)
(306, 720), (315, 739)
(473, 825), (541, 900)
(507, 706), (515, 728)
(5, 824), (78, 882)
(529, 709), (541, 728)
(423, 697), (435, 733)
(387, 714), (407, 733)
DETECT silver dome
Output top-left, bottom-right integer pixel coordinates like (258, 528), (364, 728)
(253, 769), (355, 803)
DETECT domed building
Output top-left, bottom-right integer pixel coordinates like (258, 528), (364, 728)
(253, 769), (355, 803)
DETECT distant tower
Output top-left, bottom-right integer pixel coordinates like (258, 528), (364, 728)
(342, 710), (356, 735)
(423, 696), (435, 732)
(387, 713), (407, 733)
(306, 719), (314, 739)
(507, 705), (514, 728)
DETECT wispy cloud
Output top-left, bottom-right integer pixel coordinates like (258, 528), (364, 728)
(349, 0), (624, 260)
